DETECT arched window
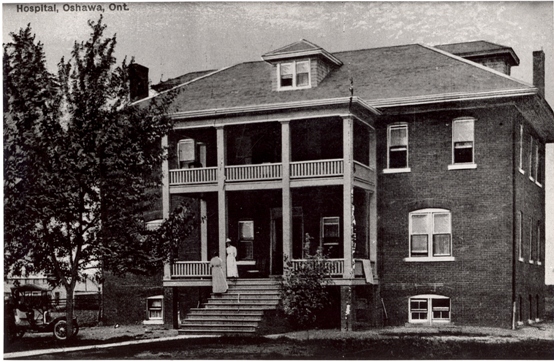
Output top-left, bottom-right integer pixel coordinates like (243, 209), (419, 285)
(407, 209), (452, 261)
(409, 295), (451, 324)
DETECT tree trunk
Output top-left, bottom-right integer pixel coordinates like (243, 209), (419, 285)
(65, 285), (76, 339)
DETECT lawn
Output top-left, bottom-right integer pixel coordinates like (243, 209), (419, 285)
(19, 334), (554, 360)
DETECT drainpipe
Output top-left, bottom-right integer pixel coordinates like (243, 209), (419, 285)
(511, 117), (517, 330)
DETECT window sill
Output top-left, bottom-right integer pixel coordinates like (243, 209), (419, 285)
(518, 257), (524, 262)
(529, 260), (534, 264)
(535, 181), (543, 188)
(537, 261), (542, 266)
(519, 168), (525, 175)
(529, 176), (535, 182)
(383, 167), (411, 174)
(448, 163), (477, 170)
(404, 256), (456, 262)
(277, 85), (312, 91)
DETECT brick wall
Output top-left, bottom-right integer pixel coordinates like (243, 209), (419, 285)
(514, 113), (546, 323)
(377, 105), (522, 327)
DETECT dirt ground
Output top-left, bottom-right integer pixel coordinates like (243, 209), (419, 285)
(5, 321), (553, 355)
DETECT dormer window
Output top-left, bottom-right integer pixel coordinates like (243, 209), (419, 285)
(279, 60), (310, 90)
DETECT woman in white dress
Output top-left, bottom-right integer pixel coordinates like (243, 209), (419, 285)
(226, 238), (239, 278)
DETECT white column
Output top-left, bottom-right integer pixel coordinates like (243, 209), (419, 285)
(281, 120), (292, 263)
(343, 116), (354, 279)
(216, 126), (228, 273)
(162, 135), (171, 280)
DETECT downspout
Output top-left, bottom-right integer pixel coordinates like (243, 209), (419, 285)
(511, 118), (518, 330)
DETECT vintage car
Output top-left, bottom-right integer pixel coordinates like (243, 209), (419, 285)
(4, 284), (79, 342)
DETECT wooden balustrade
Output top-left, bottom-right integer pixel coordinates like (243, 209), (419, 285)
(225, 163), (282, 181)
(291, 159), (343, 178)
(289, 258), (345, 276)
(353, 161), (375, 181)
(172, 261), (211, 277)
(169, 167), (217, 185)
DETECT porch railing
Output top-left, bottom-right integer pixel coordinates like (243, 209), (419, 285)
(226, 163), (282, 182)
(172, 261), (211, 277)
(291, 159), (344, 179)
(289, 258), (345, 276)
(169, 167), (217, 185)
(353, 161), (375, 181)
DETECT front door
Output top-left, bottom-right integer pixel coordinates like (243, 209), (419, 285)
(270, 207), (303, 275)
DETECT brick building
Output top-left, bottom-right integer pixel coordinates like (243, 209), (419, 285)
(134, 40), (553, 332)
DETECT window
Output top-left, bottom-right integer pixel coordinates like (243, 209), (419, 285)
(408, 209), (452, 260)
(518, 124), (524, 173)
(385, 124), (409, 172)
(451, 118), (475, 167)
(239, 220), (254, 260)
(536, 145), (544, 186)
(529, 137), (535, 181)
(533, 141), (539, 181)
(321, 217), (341, 258)
(516, 212), (523, 261)
(409, 295), (451, 324)
(536, 222), (541, 264)
(529, 217), (534, 263)
(278, 60), (310, 89)
(147, 297), (163, 320)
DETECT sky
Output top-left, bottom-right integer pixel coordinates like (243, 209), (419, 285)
(2, 1), (554, 282)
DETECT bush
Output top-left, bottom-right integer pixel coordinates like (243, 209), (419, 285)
(279, 254), (331, 329)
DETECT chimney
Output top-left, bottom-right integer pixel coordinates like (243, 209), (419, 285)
(533, 50), (545, 98)
(129, 63), (149, 102)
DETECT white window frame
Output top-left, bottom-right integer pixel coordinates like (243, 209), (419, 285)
(405, 209), (455, 262)
(529, 217), (534, 264)
(277, 60), (311, 90)
(448, 117), (477, 170)
(536, 222), (542, 265)
(384, 123), (411, 173)
(534, 142), (541, 187)
(517, 211), (523, 262)
(529, 136), (535, 182)
(518, 124), (525, 174)
(409, 295), (451, 324)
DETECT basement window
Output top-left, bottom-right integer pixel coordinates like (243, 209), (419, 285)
(409, 295), (451, 324)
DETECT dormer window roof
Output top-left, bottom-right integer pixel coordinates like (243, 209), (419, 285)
(262, 39), (343, 66)
(262, 39), (342, 91)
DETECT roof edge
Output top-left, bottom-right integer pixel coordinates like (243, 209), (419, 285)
(169, 96), (381, 120)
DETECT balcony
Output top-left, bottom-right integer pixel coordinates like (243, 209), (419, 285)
(170, 258), (376, 282)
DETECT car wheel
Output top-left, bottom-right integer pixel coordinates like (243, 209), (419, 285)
(53, 319), (68, 340)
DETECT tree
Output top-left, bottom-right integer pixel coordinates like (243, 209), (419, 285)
(280, 253), (331, 330)
(4, 17), (178, 338)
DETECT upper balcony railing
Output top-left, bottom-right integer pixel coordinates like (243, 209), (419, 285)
(290, 159), (343, 179)
(226, 163), (282, 182)
(170, 167), (217, 185)
(168, 159), (376, 186)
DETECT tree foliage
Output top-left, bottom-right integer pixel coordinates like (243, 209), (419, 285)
(280, 254), (332, 330)
(4, 17), (179, 335)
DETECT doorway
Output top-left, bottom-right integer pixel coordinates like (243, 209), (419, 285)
(270, 207), (303, 275)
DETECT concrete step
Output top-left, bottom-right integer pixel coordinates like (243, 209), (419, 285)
(210, 294), (280, 301)
(204, 303), (277, 310)
(179, 325), (257, 333)
(188, 308), (265, 316)
(184, 315), (262, 322)
(206, 300), (279, 307)
(182, 319), (260, 327)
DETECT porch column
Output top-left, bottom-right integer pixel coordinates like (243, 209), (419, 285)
(342, 116), (354, 279)
(216, 125), (228, 273)
(281, 120), (292, 262)
(162, 135), (171, 280)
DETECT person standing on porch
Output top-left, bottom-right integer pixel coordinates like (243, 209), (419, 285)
(210, 252), (228, 293)
(226, 238), (239, 278)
